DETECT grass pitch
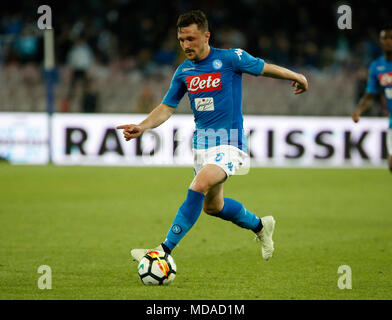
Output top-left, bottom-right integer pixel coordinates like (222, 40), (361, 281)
(0, 164), (391, 300)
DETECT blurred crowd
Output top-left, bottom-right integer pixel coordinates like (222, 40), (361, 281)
(0, 0), (388, 116)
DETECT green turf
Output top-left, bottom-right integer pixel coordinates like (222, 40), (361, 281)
(0, 164), (391, 300)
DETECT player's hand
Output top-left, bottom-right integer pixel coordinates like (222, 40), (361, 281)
(116, 124), (143, 141)
(352, 112), (360, 123)
(292, 74), (308, 95)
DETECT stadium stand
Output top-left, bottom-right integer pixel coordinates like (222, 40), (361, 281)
(0, 0), (387, 116)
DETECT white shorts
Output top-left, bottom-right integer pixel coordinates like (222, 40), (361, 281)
(388, 129), (392, 157)
(193, 145), (250, 177)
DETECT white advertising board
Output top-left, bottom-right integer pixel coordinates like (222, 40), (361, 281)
(0, 113), (49, 164)
(1, 113), (389, 168)
(51, 114), (389, 168)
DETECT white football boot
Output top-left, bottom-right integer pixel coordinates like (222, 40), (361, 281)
(131, 244), (165, 263)
(255, 216), (276, 261)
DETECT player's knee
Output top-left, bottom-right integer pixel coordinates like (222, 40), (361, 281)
(190, 180), (213, 194)
(190, 184), (208, 194)
(203, 205), (220, 216)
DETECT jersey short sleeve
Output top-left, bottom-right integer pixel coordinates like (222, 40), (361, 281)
(230, 48), (265, 76)
(365, 62), (380, 94)
(162, 66), (187, 107)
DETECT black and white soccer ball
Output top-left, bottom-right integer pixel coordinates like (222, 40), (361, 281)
(137, 250), (177, 285)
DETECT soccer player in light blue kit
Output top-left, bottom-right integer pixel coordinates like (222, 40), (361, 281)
(117, 10), (308, 262)
(352, 26), (392, 172)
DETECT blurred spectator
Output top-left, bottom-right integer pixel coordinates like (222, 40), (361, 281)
(334, 36), (350, 66)
(303, 41), (319, 69)
(60, 37), (94, 112)
(154, 38), (177, 66)
(135, 17), (155, 50)
(136, 48), (154, 76)
(96, 29), (118, 64)
(136, 86), (156, 114)
(67, 38), (94, 86)
(2, 13), (23, 35)
(273, 32), (290, 66)
(12, 24), (40, 64)
(81, 77), (99, 113)
(218, 26), (246, 49)
(319, 46), (335, 71)
(257, 36), (274, 61)
(21, 63), (41, 111)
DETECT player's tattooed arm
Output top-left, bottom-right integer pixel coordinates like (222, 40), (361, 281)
(261, 63), (308, 94)
(352, 93), (377, 123)
(117, 104), (175, 141)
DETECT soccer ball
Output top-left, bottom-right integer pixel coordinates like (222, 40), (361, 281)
(137, 250), (177, 285)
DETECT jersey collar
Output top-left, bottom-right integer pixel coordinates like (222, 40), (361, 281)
(191, 46), (214, 64)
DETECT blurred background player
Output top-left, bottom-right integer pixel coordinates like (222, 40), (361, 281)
(117, 10), (308, 262)
(352, 25), (392, 172)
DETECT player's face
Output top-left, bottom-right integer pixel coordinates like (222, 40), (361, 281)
(178, 24), (210, 61)
(380, 30), (392, 54)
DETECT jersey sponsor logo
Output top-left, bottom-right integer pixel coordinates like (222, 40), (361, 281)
(212, 59), (223, 70)
(195, 97), (214, 111)
(378, 72), (392, 86)
(186, 72), (221, 93)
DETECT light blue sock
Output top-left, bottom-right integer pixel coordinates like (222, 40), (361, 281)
(163, 189), (205, 250)
(215, 198), (261, 231)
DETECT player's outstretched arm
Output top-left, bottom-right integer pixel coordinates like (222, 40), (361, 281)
(261, 63), (308, 94)
(352, 93), (376, 123)
(116, 104), (175, 141)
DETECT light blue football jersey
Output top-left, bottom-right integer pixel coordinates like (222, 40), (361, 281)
(162, 47), (265, 151)
(365, 56), (392, 128)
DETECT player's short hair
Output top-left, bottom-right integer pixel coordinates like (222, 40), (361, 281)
(177, 10), (209, 32)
